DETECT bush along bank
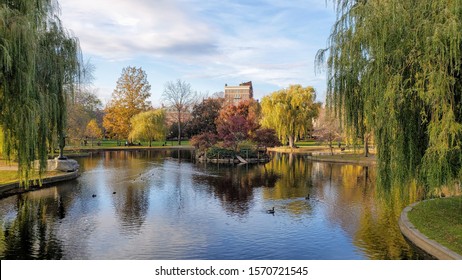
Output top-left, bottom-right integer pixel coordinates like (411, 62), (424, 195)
(196, 146), (270, 164)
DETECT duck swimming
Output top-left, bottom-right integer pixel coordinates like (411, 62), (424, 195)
(267, 207), (275, 214)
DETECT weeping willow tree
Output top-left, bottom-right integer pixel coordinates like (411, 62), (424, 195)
(129, 109), (167, 147)
(0, 0), (81, 185)
(317, 0), (462, 191)
(261, 85), (320, 148)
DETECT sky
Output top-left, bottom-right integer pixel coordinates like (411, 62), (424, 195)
(59, 0), (337, 106)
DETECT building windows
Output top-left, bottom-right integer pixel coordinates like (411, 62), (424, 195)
(224, 81), (253, 105)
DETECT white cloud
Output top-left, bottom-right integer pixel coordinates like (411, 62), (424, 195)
(59, 0), (217, 60)
(59, 0), (335, 102)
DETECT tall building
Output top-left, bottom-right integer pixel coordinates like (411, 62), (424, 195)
(224, 81), (253, 105)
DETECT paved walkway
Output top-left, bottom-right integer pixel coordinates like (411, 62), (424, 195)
(399, 201), (462, 260)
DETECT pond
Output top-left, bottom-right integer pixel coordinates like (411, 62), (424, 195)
(0, 150), (423, 259)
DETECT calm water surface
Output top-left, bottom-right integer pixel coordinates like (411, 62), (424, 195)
(0, 150), (421, 259)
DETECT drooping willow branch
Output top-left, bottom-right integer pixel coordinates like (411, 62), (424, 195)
(317, 0), (462, 190)
(0, 0), (82, 186)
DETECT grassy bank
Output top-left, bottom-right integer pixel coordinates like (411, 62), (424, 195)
(0, 170), (19, 185)
(67, 139), (190, 148)
(408, 196), (462, 255)
(0, 169), (66, 185)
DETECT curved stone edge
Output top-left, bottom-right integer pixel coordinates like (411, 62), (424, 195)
(0, 171), (80, 198)
(399, 200), (462, 260)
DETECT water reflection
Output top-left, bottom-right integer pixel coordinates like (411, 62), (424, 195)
(0, 150), (424, 259)
(0, 189), (71, 259)
(193, 163), (279, 217)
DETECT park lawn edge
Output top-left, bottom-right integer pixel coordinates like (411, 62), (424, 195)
(407, 196), (462, 255)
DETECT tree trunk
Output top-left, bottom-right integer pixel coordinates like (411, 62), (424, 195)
(364, 134), (369, 157)
(177, 110), (182, 146)
(288, 135), (295, 148)
(149, 139), (152, 147)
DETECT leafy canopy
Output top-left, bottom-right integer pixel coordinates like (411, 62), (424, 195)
(103, 66), (152, 140)
(0, 0), (82, 184)
(129, 109), (167, 147)
(85, 119), (102, 140)
(317, 0), (462, 189)
(261, 85), (319, 148)
(186, 97), (224, 136)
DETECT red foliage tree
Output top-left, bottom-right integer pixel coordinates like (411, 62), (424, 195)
(190, 132), (219, 151)
(215, 99), (261, 135)
(186, 97), (224, 136)
(217, 115), (250, 151)
(251, 128), (281, 148)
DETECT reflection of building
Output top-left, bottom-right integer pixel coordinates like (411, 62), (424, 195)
(224, 81), (253, 105)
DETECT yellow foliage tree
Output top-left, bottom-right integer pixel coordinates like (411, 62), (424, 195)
(129, 109), (167, 147)
(103, 66), (152, 140)
(85, 119), (102, 147)
(261, 85), (320, 148)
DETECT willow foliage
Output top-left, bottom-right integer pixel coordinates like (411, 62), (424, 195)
(261, 85), (320, 148)
(317, 0), (462, 190)
(0, 0), (81, 184)
(129, 109), (167, 147)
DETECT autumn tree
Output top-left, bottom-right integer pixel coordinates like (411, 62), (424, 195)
(129, 109), (167, 147)
(317, 0), (462, 189)
(186, 97), (224, 136)
(67, 89), (103, 145)
(261, 85), (320, 148)
(251, 128), (281, 148)
(0, 0), (81, 183)
(103, 66), (152, 140)
(162, 79), (197, 145)
(216, 99), (261, 135)
(215, 99), (261, 150)
(190, 132), (219, 151)
(85, 119), (103, 147)
(217, 115), (250, 151)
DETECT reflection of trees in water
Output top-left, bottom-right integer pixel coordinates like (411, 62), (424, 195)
(201, 152), (424, 259)
(194, 163), (280, 216)
(262, 153), (314, 199)
(112, 185), (150, 235)
(310, 162), (423, 259)
(354, 180), (427, 259)
(0, 192), (67, 259)
(194, 153), (316, 217)
(100, 151), (157, 235)
(169, 149), (194, 161)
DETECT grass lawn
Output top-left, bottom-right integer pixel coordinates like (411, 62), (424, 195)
(67, 139), (191, 149)
(296, 140), (323, 147)
(0, 170), (19, 185)
(0, 169), (65, 185)
(408, 196), (462, 255)
(315, 152), (375, 160)
(0, 160), (66, 185)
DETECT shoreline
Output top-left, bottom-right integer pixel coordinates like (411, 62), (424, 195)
(0, 170), (80, 199)
(64, 145), (195, 153)
(267, 147), (376, 165)
(0, 146), (195, 199)
(2, 146), (459, 260)
(399, 199), (462, 260)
